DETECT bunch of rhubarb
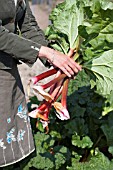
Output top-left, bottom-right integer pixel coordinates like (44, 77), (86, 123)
(28, 48), (77, 130)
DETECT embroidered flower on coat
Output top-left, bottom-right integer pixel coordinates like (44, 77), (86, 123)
(7, 128), (16, 144)
(18, 104), (23, 113)
(0, 139), (6, 149)
(7, 118), (11, 124)
(17, 130), (25, 142)
(17, 104), (28, 122)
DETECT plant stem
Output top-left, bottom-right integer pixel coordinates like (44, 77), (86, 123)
(61, 78), (70, 108)
(32, 68), (57, 84)
(68, 48), (75, 58)
(38, 100), (49, 111)
(49, 69), (62, 94)
(51, 78), (64, 101)
(48, 48), (75, 102)
(41, 73), (66, 89)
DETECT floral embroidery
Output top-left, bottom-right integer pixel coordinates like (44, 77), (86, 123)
(18, 104), (23, 113)
(17, 104), (28, 122)
(17, 130), (25, 142)
(7, 118), (11, 124)
(0, 138), (7, 164)
(0, 139), (6, 150)
(0, 97), (34, 166)
(7, 128), (16, 144)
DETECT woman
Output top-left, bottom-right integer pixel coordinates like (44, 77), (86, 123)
(0, 0), (81, 167)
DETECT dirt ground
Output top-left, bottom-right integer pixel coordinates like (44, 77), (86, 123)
(18, 2), (60, 101)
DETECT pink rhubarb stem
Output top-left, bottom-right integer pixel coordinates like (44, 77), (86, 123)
(54, 85), (63, 102)
(61, 78), (70, 108)
(38, 100), (50, 111)
(49, 69), (62, 94)
(32, 68), (57, 84)
(40, 73), (66, 90)
(48, 48), (75, 101)
(51, 78), (64, 100)
(59, 48), (75, 107)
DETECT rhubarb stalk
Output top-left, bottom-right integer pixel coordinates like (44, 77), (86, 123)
(53, 78), (70, 120)
(38, 73), (66, 90)
(61, 78), (70, 108)
(31, 68), (57, 84)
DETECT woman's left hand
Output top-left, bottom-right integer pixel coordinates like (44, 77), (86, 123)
(38, 46), (82, 78)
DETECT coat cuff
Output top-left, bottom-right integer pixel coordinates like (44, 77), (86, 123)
(12, 36), (46, 65)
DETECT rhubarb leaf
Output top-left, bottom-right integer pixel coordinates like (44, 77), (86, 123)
(45, 26), (69, 54)
(72, 134), (93, 148)
(49, 0), (84, 49)
(67, 149), (113, 170)
(101, 113), (113, 146)
(84, 50), (113, 97)
(102, 91), (113, 116)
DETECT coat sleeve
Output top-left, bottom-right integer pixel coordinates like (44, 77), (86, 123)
(18, 0), (48, 47)
(0, 0), (48, 65)
(0, 21), (42, 64)
(17, 0), (49, 65)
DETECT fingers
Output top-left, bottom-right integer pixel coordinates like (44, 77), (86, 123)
(50, 50), (82, 78)
(68, 59), (82, 73)
(61, 67), (72, 77)
(61, 58), (82, 77)
(61, 64), (81, 78)
(64, 65), (75, 76)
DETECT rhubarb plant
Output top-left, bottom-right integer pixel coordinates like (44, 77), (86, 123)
(45, 0), (113, 109)
(27, 0), (113, 167)
(28, 0), (113, 133)
(29, 0), (113, 126)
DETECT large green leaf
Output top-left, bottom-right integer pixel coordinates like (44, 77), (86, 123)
(102, 91), (113, 116)
(84, 50), (113, 96)
(101, 113), (113, 145)
(45, 25), (69, 54)
(72, 134), (93, 148)
(50, 0), (84, 49)
(99, 0), (113, 10)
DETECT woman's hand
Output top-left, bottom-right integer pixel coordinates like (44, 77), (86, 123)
(38, 46), (82, 77)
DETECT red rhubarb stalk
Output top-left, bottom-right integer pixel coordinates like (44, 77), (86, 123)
(38, 100), (50, 111)
(61, 78), (70, 108)
(40, 73), (66, 90)
(47, 48), (75, 101)
(32, 68), (57, 84)
(49, 69), (62, 94)
(51, 78), (64, 100)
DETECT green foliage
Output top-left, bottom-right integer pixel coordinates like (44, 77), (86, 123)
(72, 134), (93, 148)
(84, 50), (113, 97)
(45, 0), (113, 101)
(23, 132), (71, 170)
(67, 149), (113, 170)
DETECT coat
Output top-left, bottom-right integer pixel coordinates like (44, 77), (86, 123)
(0, 0), (48, 167)
(0, 0), (48, 69)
